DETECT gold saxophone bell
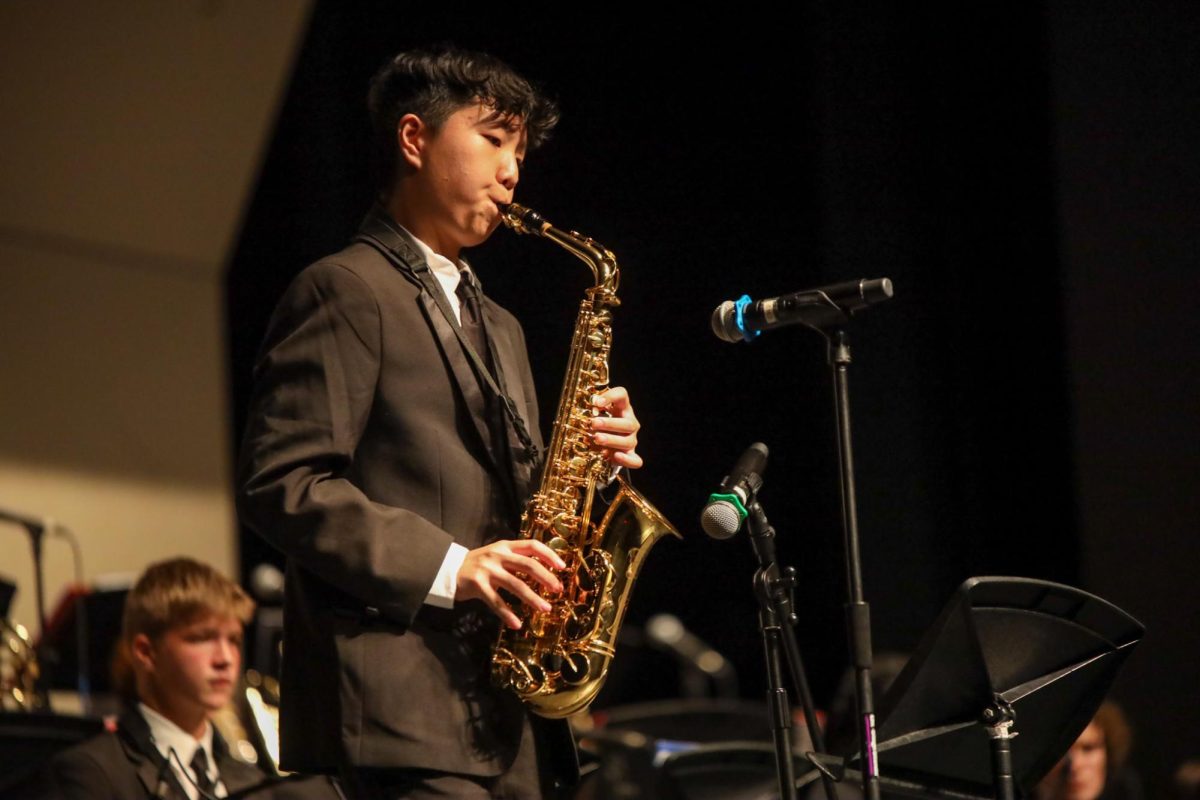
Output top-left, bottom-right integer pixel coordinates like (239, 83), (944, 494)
(490, 203), (679, 718)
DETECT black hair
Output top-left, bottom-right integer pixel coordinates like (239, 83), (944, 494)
(367, 43), (560, 194)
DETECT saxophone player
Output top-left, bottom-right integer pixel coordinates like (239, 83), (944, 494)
(237, 44), (643, 800)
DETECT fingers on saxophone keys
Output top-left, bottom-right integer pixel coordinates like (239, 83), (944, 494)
(592, 386), (630, 412)
(591, 416), (638, 435)
(482, 586), (523, 630)
(592, 433), (639, 455)
(510, 554), (563, 596)
(515, 539), (568, 572)
(500, 572), (553, 616)
(591, 424), (641, 469)
(608, 449), (644, 470)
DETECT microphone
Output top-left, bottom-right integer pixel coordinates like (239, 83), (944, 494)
(711, 277), (894, 342)
(700, 443), (768, 539)
(249, 563), (285, 604)
(645, 613), (738, 698)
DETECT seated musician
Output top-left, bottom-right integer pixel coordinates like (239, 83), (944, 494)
(42, 557), (333, 799)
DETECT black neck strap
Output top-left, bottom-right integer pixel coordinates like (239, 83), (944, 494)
(353, 216), (539, 464)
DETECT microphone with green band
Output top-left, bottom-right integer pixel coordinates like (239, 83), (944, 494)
(700, 442), (768, 539)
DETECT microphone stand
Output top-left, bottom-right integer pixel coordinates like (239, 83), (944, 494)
(29, 520), (55, 709)
(712, 281), (893, 799)
(825, 327), (880, 800)
(26, 521), (49, 645)
(747, 499), (839, 800)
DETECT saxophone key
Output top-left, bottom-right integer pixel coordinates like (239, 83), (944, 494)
(561, 652), (590, 685)
(565, 603), (595, 641)
(540, 651), (563, 675)
(521, 660), (546, 693)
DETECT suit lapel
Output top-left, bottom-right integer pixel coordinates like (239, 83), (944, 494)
(118, 708), (190, 800)
(120, 705), (265, 799)
(482, 299), (530, 434)
(417, 289), (502, 464)
(213, 730), (264, 795)
(481, 296), (538, 505)
(354, 208), (505, 480)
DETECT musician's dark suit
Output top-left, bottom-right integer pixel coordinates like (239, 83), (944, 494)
(237, 209), (573, 786)
(43, 707), (263, 800)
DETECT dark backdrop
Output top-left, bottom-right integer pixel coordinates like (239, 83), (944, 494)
(226, 3), (1197, 794)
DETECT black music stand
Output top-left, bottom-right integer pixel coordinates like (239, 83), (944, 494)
(40, 583), (130, 694)
(824, 577), (1143, 799)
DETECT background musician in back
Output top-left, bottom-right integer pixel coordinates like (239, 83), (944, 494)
(43, 558), (268, 798)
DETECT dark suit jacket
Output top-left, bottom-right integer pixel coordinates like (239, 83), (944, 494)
(42, 708), (265, 800)
(237, 209), (572, 780)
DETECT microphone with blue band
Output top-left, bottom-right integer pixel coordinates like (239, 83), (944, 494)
(711, 277), (894, 342)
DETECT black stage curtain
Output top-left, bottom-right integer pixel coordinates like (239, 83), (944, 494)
(227, 1), (1075, 713)
(231, 1), (1200, 789)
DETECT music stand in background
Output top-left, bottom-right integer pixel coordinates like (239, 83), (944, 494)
(40, 581), (131, 696)
(829, 577), (1143, 799)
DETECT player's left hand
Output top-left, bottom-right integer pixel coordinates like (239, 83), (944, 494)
(591, 386), (643, 470)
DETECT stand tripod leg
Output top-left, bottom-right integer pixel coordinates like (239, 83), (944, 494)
(761, 623), (798, 800)
(984, 704), (1017, 800)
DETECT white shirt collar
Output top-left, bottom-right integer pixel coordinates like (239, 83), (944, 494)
(398, 224), (476, 325)
(138, 702), (221, 799)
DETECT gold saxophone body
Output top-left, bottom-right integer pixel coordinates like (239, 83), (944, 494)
(491, 203), (679, 719)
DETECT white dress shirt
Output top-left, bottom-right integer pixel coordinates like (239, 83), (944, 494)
(405, 231), (472, 609)
(138, 702), (226, 799)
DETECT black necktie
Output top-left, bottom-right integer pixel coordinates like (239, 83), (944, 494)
(456, 270), (517, 496)
(190, 747), (216, 797)
(455, 271), (491, 365)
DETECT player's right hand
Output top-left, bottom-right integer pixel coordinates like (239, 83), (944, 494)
(456, 539), (566, 629)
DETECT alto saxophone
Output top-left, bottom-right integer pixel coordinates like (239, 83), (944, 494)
(491, 203), (680, 718)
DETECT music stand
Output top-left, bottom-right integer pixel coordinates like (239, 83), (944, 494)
(40, 582), (130, 694)
(833, 576), (1143, 799)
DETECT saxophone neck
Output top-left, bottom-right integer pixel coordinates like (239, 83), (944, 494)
(501, 203), (620, 297)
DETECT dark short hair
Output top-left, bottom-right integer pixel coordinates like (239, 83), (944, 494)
(367, 43), (560, 193)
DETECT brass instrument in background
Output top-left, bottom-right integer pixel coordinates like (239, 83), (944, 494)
(1, 618), (44, 711)
(212, 669), (284, 770)
(491, 203), (680, 718)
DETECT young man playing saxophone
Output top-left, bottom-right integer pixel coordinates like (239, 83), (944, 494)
(237, 45), (643, 799)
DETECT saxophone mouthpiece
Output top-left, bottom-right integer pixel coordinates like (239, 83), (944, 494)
(501, 202), (548, 236)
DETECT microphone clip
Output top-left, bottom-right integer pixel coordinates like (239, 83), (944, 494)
(730, 294), (759, 343)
